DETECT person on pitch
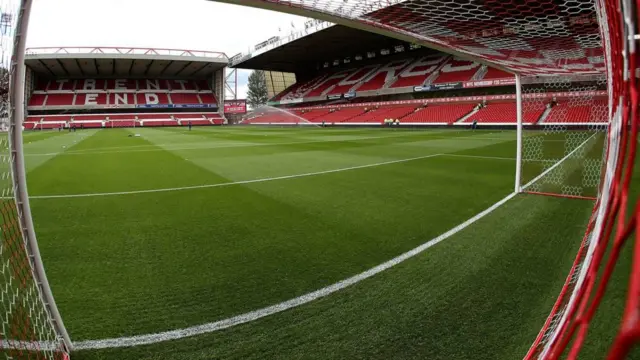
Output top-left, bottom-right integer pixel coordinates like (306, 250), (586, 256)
(472, 119), (478, 130)
(188, 120), (192, 131)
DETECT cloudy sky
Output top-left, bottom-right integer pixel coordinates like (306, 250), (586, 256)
(26, 0), (308, 98)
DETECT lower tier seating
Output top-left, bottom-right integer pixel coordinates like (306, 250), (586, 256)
(543, 99), (608, 124)
(242, 95), (603, 126)
(402, 103), (477, 124)
(466, 102), (546, 124)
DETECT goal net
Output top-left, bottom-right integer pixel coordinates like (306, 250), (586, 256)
(519, 76), (609, 200)
(1, 0), (71, 358)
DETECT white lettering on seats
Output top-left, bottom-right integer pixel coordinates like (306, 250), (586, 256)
(308, 70), (351, 93)
(336, 65), (379, 86)
(113, 93), (128, 105)
(114, 79), (127, 90)
(440, 58), (480, 73)
(397, 56), (444, 78)
(85, 94), (98, 105)
(145, 79), (160, 90)
(363, 60), (412, 84)
(145, 93), (159, 105)
(55, 79), (68, 91)
(83, 79), (96, 90)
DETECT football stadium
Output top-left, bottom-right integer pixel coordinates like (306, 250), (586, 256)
(1, 0), (639, 359)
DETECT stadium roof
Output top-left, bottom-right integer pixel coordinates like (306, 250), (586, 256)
(25, 47), (228, 79)
(211, 0), (606, 77)
(231, 25), (415, 73)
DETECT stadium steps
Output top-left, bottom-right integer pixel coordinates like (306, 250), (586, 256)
(536, 105), (554, 124)
(423, 56), (451, 86)
(472, 65), (488, 81)
(454, 105), (481, 124)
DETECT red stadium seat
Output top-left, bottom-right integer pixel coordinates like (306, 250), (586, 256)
(198, 93), (217, 104)
(481, 67), (512, 80)
(29, 94), (47, 106)
(356, 59), (412, 92)
(44, 93), (74, 106)
(544, 99), (608, 124)
(468, 101), (546, 124)
(306, 70), (353, 97)
(328, 66), (378, 95)
(432, 58), (481, 84)
(171, 93), (201, 104)
(390, 56), (446, 88)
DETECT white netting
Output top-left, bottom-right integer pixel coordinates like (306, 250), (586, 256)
(520, 76), (609, 199)
(0, 0), (69, 359)
(227, 0), (605, 76)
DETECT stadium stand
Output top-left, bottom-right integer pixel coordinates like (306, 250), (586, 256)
(26, 76), (223, 129)
(270, 54), (515, 103)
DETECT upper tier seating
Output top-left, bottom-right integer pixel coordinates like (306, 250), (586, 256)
(482, 67), (513, 80)
(389, 55), (446, 88)
(327, 66), (378, 95)
(431, 59), (481, 84)
(356, 59), (412, 92)
(29, 79), (217, 109)
(271, 54), (512, 103)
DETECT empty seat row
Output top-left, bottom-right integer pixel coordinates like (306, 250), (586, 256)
(403, 103), (477, 124)
(28, 92), (217, 107)
(465, 102), (546, 124)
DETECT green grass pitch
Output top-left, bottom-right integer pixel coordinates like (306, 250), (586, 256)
(16, 126), (636, 359)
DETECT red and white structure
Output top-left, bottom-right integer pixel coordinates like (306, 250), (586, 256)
(23, 46), (229, 130)
(1, 0), (639, 359)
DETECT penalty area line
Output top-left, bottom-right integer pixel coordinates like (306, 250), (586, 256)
(73, 190), (517, 350)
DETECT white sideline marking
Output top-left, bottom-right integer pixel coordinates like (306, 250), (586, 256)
(31, 154), (443, 199)
(73, 191), (517, 350)
(521, 133), (597, 190)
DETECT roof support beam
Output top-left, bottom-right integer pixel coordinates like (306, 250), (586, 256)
(38, 59), (56, 77)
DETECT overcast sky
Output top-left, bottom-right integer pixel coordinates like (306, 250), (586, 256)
(26, 0), (308, 98)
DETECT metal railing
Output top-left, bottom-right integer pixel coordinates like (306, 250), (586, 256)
(25, 46), (228, 60)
